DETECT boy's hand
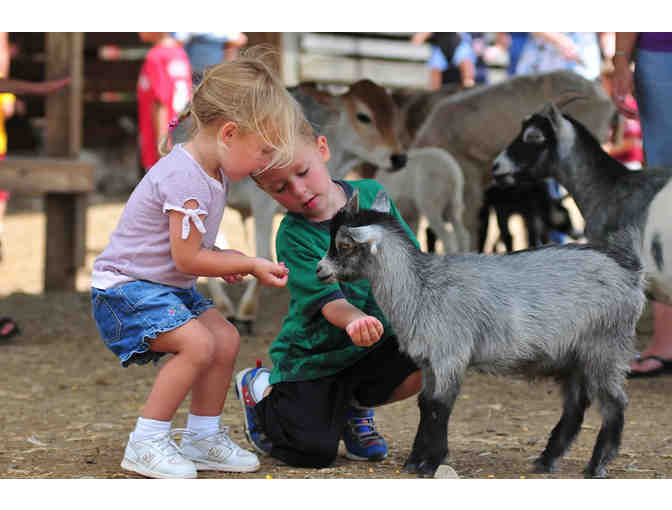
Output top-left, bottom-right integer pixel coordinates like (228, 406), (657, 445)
(252, 258), (289, 288)
(346, 316), (384, 347)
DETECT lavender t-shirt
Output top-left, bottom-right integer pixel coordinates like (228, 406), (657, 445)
(92, 144), (229, 289)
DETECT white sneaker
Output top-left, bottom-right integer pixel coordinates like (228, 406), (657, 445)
(121, 431), (197, 479)
(179, 426), (260, 473)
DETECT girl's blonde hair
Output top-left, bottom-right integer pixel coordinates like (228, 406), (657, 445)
(159, 46), (305, 173)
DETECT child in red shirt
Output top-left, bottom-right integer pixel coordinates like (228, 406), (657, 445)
(137, 33), (192, 170)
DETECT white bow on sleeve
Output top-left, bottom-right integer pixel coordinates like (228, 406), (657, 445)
(163, 203), (208, 239)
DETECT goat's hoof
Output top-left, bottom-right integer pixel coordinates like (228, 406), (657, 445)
(402, 459), (439, 477)
(583, 466), (608, 479)
(533, 457), (556, 474)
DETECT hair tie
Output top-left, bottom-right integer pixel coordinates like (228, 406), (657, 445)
(168, 118), (178, 132)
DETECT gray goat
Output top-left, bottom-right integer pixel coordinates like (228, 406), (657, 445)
(492, 102), (672, 304)
(316, 189), (644, 478)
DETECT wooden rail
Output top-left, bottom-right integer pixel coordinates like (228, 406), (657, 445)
(0, 157), (94, 194)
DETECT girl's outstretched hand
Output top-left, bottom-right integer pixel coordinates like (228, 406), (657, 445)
(346, 315), (384, 347)
(221, 273), (245, 284)
(252, 259), (289, 287)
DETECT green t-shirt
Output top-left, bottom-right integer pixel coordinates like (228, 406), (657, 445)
(268, 179), (419, 385)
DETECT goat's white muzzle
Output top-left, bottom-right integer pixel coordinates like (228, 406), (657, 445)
(491, 152), (517, 187)
(316, 258), (338, 284)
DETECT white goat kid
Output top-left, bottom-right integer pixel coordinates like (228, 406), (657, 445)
(374, 146), (470, 253)
(205, 80), (407, 331)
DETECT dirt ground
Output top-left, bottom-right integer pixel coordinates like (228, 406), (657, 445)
(1, 193), (671, 480)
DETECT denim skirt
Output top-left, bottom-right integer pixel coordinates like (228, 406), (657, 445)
(91, 280), (213, 367)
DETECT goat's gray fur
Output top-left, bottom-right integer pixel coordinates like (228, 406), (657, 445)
(317, 189), (644, 478)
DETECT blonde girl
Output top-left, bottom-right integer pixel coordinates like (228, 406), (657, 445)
(91, 49), (299, 479)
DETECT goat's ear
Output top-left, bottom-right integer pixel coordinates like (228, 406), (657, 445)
(370, 190), (391, 214)
(344, 188), (360, 216)
(349, 225), (384, 255)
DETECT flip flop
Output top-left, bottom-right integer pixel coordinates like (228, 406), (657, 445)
(0, 317), (21, 342)
(627, 355), (672, 379)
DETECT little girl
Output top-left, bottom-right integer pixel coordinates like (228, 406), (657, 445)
(90, 50), (299, 479)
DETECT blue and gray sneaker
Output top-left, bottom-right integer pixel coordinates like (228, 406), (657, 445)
(234, 366), (272, 456)
(342, 405), (388, 461)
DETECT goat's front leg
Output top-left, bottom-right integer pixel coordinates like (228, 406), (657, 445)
(403, 369), (459, 477)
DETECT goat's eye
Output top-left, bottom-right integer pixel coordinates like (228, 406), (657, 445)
(522, 126), (546, 144)
(356, 113), (372, 124)
(338, 242), (355, 254)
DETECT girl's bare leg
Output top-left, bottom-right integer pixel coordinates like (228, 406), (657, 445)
(141, 319), (217, 421)
(189, 308), (241, 416)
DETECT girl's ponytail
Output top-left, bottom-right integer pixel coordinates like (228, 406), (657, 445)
(157, 103), (194, 157)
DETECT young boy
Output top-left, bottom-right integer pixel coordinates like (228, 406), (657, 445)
(235, 131), (423, 468)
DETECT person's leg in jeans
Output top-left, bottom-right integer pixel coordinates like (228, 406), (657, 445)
(630, 49), (672, 375)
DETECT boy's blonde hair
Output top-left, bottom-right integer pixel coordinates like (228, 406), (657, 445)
(250, 110), (320, 187)
(159, 46), (305, 173)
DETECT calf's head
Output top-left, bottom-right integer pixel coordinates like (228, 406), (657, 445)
(291, 80), (408, 172)
(492, 102), (576, 187)
(316, 189), (391, 284)
(338, 80), (407, 171)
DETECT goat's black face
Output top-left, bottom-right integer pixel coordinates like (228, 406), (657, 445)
(492, 113), (557, 187)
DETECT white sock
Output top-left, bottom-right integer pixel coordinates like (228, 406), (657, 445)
(131, 417), (172, 441)
(251, 370), (270, 403)
(186, 413), (221, 440)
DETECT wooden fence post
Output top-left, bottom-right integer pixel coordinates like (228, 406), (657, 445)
(44, 32), (86, 291)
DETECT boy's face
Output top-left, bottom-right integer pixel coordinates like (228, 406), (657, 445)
(255, 136), (335, 221)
